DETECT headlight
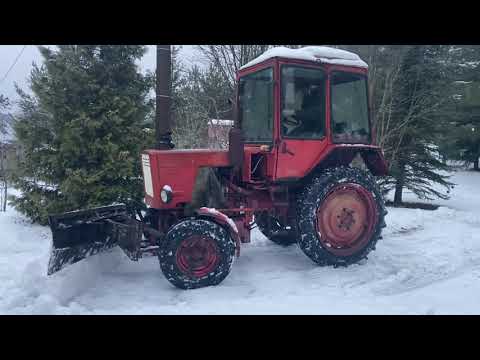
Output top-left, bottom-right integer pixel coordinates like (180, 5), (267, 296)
(160, 185), (173, 204)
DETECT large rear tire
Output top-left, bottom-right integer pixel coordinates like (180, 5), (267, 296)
(158, 218), (236, 289)
(296, 167), (386, 267)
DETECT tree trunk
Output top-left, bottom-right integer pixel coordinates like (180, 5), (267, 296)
(393, 162), (406, 206)
(474, 157), (479, 171)
(1, 181), (6, 212)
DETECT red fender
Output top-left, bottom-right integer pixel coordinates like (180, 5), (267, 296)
(196, 207), (241, 257)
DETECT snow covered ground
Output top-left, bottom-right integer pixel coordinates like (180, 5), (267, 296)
(1, 170), (480, 314)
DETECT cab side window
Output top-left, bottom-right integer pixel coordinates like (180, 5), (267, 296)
(239, 68), (274, 143)
(281, 66), (326, 139)
(331, 72), (370, 144)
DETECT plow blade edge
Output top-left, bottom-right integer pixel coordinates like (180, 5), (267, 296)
(47, 204), (143, 275)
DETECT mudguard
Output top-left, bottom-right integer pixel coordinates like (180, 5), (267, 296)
(196, 207), (241, 257)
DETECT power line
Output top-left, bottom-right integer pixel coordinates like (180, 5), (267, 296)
(0, 45), (27, 86)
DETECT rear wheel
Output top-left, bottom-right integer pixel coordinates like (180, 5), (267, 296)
(255, 212), (297, 246)
(158, 218), (235, 289)
(296, 167), (386, 267)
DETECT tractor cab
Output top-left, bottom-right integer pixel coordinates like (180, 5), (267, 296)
(235, 46), (382, 184)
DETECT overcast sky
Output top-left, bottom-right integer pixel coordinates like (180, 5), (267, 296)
(0, 45), (202, 110)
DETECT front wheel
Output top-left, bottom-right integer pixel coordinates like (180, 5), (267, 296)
(296, 167), (387, 267)
(158, 218), (236, 289)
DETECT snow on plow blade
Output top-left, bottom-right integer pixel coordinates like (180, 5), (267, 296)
(47, 204), (143, 275)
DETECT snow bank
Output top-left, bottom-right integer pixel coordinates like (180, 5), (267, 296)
(240, 46), (368, 70)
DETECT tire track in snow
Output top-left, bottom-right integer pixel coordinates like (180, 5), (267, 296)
(366, 207), (480, 296)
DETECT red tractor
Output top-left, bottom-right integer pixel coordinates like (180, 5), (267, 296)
(48, 46), (388, 290)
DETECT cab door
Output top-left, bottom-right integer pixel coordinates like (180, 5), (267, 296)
(238, 65), (278, 182)
(275, 64), (329, 180)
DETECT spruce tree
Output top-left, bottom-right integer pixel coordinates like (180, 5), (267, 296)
(444, 46), (480, 170)
(11, 46), (154, 224)
(385, 46), (455, 205)
(446, 87), (480, 170)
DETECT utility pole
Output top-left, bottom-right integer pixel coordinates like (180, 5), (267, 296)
(155, 45), (175, 150)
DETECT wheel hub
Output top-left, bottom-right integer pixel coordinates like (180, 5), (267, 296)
(316, 183), (377, 256)
(175, 235), (219, 278)
(337, 208), (356, 231)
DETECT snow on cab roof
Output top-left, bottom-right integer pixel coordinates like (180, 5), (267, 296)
(210, 119), (234, 126)
(240, 46), (368, 70)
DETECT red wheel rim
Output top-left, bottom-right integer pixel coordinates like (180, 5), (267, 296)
(175, 235), (220, 278)
(316, 183), (378, 257)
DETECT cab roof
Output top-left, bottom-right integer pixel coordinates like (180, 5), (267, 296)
(240, 46), (368, 70)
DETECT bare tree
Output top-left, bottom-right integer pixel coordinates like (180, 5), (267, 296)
(196, 45), (273, 91)
(173, 92), (210, 149)
(173, 88), (231, 149)
(373, 47), (411, 161)
(172, 59), (235, 149)
(196, 45), (307, 91)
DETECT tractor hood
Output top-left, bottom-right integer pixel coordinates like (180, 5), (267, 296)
(142, 149), (231, 209)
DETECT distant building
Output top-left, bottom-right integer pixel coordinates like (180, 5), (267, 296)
(208, 119), (234, 149)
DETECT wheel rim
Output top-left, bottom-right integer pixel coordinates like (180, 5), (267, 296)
(316, 183), (378, 256)
(175, 235), (220, 278)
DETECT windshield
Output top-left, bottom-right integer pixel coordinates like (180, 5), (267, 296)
(330, 72), (371, 144)
(238, 68), (274, 143)
(281, 66), (326, 139)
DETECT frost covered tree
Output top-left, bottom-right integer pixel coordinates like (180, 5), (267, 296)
(10, 46), (154, 224)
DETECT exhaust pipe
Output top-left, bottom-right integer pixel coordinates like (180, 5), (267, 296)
(155, 45), (175, 150)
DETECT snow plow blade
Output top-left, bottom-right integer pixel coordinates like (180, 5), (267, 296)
(47, 204), (143, 275)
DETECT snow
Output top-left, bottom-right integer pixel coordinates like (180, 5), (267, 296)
(210, 119), (234, 126)
(2, 170), (480, 314)
(240, 46), (368, 70)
